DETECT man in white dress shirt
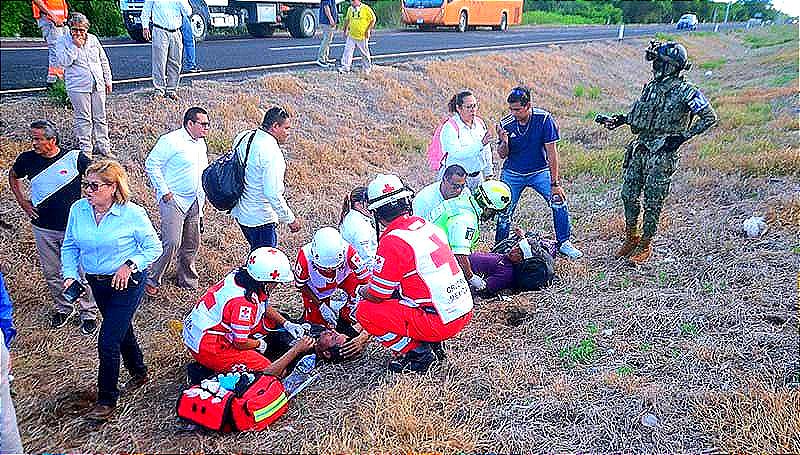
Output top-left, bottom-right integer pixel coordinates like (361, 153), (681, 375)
(144, 107), (209, 296)
(141, 0), (191, 99)
(231, 107), (302, 251)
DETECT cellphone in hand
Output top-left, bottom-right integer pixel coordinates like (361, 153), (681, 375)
(63, 280), (86, 303)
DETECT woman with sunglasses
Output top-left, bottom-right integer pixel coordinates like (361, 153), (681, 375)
(438, 90), (495, 191)
(61, 160), (162, 422)
(57, 12), (113, 158)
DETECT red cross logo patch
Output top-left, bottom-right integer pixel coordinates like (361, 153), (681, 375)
(249, 256), (257, 265)
(382, 183), (395, 194)
(270, 269), (280, 280)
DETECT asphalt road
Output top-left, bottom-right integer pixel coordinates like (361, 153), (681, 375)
(1, 22), (742, 93)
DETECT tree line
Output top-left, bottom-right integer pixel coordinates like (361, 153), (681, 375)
(0, 0), (789, 38)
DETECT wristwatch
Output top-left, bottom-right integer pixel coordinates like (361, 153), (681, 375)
(124, 259), (139, 273)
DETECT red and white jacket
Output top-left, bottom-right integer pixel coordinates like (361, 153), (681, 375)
(294, 243), (370, 299)
(183, 272), (266, 353)
(367, 215), (473, 324)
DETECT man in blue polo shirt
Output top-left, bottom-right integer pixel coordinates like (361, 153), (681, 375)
(495, 86), (582, 259)
(316, 0), (338, 67)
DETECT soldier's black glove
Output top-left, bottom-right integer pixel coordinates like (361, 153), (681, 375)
(609, 114), (627, 129)
(664, 133), (688, 150)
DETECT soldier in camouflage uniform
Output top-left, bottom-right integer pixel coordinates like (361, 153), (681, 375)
(598, 41), (717, 264)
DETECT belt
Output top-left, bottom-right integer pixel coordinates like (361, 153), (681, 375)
(467, 171), (481, 178)
(152, 23), (180, 33)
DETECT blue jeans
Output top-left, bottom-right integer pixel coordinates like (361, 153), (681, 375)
(181, 15), (196, 70)
(87, 271), (147, 406)
(495, 168), (572, 244)
(239, 223), (277, 251)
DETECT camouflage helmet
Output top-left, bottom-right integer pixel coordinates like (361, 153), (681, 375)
(646, 41), (691, 78)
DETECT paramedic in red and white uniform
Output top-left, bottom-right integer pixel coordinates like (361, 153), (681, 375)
(182, 247), (314, 375)
(354, 174), (474, 373)
(294, 227), (370, 335)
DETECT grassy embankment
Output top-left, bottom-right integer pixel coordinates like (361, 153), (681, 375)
(0, 25), (797, 453)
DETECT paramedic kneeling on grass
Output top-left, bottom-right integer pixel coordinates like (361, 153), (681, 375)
(182, 247), (314, 376)
(354, 174), (473, 373)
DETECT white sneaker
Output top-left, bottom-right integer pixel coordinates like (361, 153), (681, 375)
(337, 67), (349, 74)
(559, 240), (583, 259)
(315, 60), (329, 68)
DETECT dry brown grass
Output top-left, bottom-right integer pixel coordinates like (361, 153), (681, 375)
(0, 28), (797, 452)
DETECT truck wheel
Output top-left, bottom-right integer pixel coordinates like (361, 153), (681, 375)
(188, 0), (210, 41)
(127, 27), (146, 43)
(247, 23), (275, 38)
(288, 8), (316, 38)
(457, 11), (468, 33)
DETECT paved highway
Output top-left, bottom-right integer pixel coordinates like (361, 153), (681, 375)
(1, 23), (741, 94)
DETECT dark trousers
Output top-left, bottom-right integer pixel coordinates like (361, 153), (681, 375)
(239, 222), (277, 251)
(87, 271), (147, 406)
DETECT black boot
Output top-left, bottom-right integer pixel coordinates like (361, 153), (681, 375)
(388, 343), (435, 373)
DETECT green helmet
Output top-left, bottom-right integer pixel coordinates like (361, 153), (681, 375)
(473, 180), (512, 211)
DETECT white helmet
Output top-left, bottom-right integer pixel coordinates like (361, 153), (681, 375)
(310, 227), (348, 269)
(367, 173), (414, 211)
(246, 247), (293, 283)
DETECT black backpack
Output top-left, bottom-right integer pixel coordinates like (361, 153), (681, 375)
(202, 131), (256, 212)
(492, 232), (555, 291)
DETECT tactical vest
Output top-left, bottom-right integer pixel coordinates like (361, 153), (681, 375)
(628, 77), (695, 137)
(31, 0), (68, 22)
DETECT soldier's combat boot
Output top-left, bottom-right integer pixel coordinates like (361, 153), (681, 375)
(615, 228), (641, 258)
(628, 238), (653, 265)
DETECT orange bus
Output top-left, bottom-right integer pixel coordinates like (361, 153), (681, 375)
(401, 0), (523, 32)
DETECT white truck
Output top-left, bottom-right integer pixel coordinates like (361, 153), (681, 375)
(119, 0), (336, 41)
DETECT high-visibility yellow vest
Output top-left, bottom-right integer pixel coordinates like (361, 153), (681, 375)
(31, 0), (68, 22)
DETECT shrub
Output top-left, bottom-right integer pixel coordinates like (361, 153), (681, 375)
(46, 79), (70, 107)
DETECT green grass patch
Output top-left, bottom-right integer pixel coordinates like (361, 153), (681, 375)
(616, 365), (634, 376)
(522, 10), (601, 25)
(573, 84), (601, 99)
(654, 32), (676, 41)
(680, 322), (699, 336)
(792, 245), (800, 254)
(390, 130), (425, 156)
(770, 72), (799, 88)
(583, 110), (599, 121)
(698, 58), (727, 70)
(719, 102), (773, 128)
(741, 25), (797, 48)
(559, 337), (597, 366)
(560, 141), (624, 179)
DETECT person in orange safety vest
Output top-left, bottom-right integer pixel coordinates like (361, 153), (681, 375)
(32, 0), (69, 84)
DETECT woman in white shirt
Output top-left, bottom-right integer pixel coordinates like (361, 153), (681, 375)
(339, 187), (377, 270)
(439, 90), (494, 190)
(58, 13), (113, 158)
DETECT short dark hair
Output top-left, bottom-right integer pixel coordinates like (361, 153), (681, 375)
(507, 86), (531, 105)
(448, 90), (473, 113)
(183, 107), (208, 127)
(261, 106), (289, 130)
(30, 120), (59, 145)
(442, 164), (467, 180)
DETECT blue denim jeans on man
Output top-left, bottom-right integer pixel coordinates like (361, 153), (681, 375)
(495, 168), (572, 244)
(88, 271), (147, 406)
(181, 14), (196, 71)
(239, 222), (277, 251)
